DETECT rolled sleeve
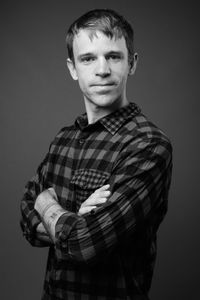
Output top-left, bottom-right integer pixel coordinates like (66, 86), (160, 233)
(20, 153), (51, 247)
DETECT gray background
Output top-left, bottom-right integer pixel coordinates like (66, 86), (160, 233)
(1, 1), (199, 299)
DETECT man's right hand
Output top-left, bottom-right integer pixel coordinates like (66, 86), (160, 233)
(78, 184), (111, 216)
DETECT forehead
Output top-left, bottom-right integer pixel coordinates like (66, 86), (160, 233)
(72, 29), (128, 56)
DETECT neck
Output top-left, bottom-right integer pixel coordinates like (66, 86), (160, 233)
(84, 98), (129, 124)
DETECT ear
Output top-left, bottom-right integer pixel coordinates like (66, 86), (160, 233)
(129, 53), (138, 76)
(66, 58), (78, 80)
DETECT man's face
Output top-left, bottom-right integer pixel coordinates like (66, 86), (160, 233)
(67, 29), (136, 110)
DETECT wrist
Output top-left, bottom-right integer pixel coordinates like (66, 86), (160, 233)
(34, 189), (66, 242)
(42, 203), (66, 242)
(34, 188), (58, 216)
(41, 202), (59, 219)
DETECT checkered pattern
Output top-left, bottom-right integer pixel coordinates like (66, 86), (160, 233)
(20, 103), (172, 299)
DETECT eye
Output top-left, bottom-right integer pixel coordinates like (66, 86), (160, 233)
(81, 56), (96, 64)
(107, 54), (122, 61)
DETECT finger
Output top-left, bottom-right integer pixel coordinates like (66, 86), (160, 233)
(83, 197), (107, 207)
(95, 198), (108, 206)
(78, 205), (97, 216)
(93, 190), (111, 201)
(99, 190), (111, 197)
(95, 197), (108, 205)
(94, 186), (111, 197)
(97, 184), (110, 191)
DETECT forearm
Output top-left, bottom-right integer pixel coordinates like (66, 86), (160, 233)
(34, 188), (67, 243)
(20, 156), (49, 246)
(54, 141), (172, 264)
(54, 191), (140, 264)
(21, 188), (63, 246)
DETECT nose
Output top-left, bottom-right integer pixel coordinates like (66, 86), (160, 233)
(96, 57), (111, 77)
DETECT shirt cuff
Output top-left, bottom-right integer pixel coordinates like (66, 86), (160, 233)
(55, 212), (79, 243)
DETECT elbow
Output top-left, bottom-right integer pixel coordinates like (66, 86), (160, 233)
(54, 215), (99, 265)
(54, 215), (108, 265)
(55, 235), (98, 266)
(20, 216), (50, 248)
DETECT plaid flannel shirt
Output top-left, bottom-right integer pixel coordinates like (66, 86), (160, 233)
(20, 103), (172, 300)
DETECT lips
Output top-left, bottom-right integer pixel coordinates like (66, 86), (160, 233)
(91, 82), (116, 87)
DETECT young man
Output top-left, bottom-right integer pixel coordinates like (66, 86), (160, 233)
(20, 9), (172, 300)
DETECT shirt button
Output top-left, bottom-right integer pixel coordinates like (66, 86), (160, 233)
(79, 139), (85, 145)
(59, 232), (67, 241)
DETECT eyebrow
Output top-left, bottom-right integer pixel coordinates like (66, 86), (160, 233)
(106, 51), (124, 57)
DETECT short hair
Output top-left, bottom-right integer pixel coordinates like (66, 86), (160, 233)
(66, 9), (134, 63)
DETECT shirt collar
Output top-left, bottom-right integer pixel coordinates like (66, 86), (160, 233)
(75, 102), (141, 135)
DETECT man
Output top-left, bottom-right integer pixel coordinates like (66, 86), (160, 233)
(20, 9), (172, 300)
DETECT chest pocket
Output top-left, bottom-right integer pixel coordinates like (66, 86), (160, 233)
(71, 169), (110, 211)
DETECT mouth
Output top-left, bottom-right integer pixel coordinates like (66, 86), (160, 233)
(91, 82), (116, 87)
(91, 83), (116, 94)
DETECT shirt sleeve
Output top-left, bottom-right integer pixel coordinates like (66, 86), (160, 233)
(20, 152), (51, 247)
(54, 137), (173, 264)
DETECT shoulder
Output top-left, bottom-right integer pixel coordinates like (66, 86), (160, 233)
(49, 124), (76, 150)
(121, 112), (172, 158)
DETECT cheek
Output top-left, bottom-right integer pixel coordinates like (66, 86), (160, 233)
(77, 79), (86, 92)
(76, 68), (91, 85)
(77, 74), (91, 94)
(117, 72), (129, 87)
(114, 64), (129, 79)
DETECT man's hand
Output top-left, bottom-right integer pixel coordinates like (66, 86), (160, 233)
(36, 222), (53, 244)
(34, 185), (111, 241)
(78, 184), (111, 216)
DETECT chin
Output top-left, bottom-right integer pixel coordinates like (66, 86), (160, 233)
(92, 95), (122, 108)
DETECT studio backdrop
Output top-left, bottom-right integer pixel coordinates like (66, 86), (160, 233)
(1, 1), (199, 299)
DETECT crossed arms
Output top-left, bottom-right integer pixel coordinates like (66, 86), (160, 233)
(20, 135), (172, 264)
(35, 184), (111, 244)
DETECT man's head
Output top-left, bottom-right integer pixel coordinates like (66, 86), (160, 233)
(66, 9), (138, 119)
(66, 9), (135, 65)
